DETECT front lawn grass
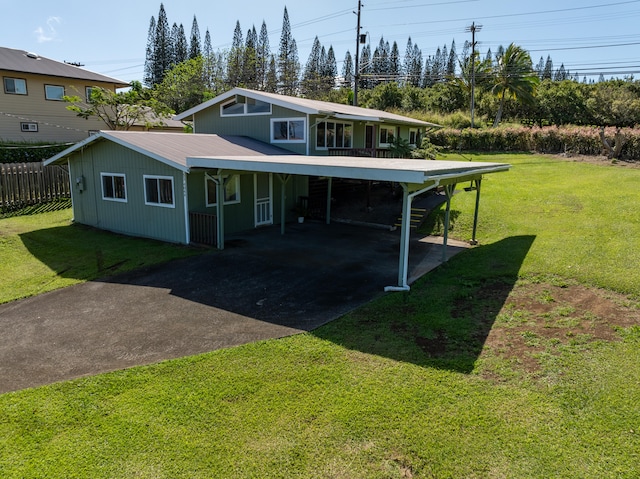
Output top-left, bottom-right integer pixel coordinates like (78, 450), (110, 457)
(1, 154), (639, 478)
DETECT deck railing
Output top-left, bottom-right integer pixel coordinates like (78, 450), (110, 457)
(327, 148), (393, 158)
(189, 211), (217, 246)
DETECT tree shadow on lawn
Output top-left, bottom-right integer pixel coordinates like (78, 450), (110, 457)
(313, 235), (536, 373)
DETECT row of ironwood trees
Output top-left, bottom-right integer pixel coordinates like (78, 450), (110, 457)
(142, 3), (640, 130)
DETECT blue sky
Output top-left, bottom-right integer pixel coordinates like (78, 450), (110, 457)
(2, 0), (639, 84)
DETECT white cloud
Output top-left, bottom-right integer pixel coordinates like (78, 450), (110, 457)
(35, 17), (62, 43)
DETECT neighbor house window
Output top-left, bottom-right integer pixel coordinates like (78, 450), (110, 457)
(271, 118), (305, 143)
(45, 85), (65, 100)
(4, 77), (27, 95)
(379, 126), (397, 145)
(101, 173), (127, 202)
(316, 121), (352, 149)
(221, 97), (271, 116)
(20, 122), (38, 132)
(144, 175), (174, 207)
(85, 87), (94, 102)
(206, 175), (241, 207)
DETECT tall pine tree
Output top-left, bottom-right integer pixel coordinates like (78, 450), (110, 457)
(277, 7), (300, 95)
(152, 3), (171, 86)
(342, 51), (353, 89)
(143, 16), (156, 87)
(256, 21), (270, 90)
(227, 21), (244, 87)
(189, 16), (201, 59)
(242, 26), (259, 89)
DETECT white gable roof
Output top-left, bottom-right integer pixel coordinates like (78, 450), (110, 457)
(175, 87), (439, 128)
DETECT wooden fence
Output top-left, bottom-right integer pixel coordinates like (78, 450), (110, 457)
(0, 162), (70, 210)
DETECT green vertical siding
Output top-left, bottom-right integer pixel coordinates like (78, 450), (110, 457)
(194, 104), (308, 155)
(69, 141), (188, 244)
(187, 171), (308, 233)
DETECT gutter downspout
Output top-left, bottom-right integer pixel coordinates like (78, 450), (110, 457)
(183, 172), (190, 245)
(384, 181), (440, 292)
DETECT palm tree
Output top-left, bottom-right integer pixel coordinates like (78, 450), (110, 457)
(491, 43), (539, 127)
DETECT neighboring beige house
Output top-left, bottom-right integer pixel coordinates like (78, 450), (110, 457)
(0, 46), (129, 143)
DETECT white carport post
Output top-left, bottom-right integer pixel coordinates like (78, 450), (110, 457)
(211, 172), (228, 250)
(385, 181), (439, 293)
(470, 178), (482, 245)
(441, 183), (457, 262)
(326, 177), (333, 224)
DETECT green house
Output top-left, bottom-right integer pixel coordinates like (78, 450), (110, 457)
(174, 87), (439, 156)
(45, 89), (510, 291)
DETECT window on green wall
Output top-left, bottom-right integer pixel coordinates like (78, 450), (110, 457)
(206, 175), (241, 207)
(221, 97), (272, 116)
(271, 118), (306, 143)
(316, 121), (352, 149)
(144, 175), (174, 208)
(101, 173), (127, 202)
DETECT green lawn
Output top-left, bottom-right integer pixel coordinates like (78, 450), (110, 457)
(0, 208), (197, 304)
(1, 154), (639, 478)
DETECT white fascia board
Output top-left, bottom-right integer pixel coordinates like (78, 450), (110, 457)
(187, 156), (426, 183)
(187, 157), (510, 184)
(333, 113), (381, 122)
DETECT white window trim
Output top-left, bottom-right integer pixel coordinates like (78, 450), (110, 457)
(100, 172), (127, 203)
(4, 77), (27, 95)
(45, 84), (65, 101)
(270, 118), (307, 144)
(143, 175), (175, 208)
(220, 98), (272, 117)
(379, 126), (397, 147)
(205, 175), (241, 207)
(315, 120), (354, 150)
(409, 128), (419, 146)
(20, 122), (38, 132)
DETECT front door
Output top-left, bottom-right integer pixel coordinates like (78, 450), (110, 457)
(254, 173), (273, 226)
(365, 124), (375, 149)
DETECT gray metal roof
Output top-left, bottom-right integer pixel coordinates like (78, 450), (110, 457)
(175, 87), (440, 128)
(187, 155), (510, 184)
(45, 131), (509, 185)
(45, 131), (296, 172)
(0, 46), (128, 86)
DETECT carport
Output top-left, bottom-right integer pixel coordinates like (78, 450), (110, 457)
(188, 155), (510, 292)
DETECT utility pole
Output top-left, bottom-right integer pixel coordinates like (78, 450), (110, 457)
(466, 22), (482, 128)
(353, 0), (363, 106)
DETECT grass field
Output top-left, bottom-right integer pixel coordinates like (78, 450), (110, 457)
(1, 154), (639, 478)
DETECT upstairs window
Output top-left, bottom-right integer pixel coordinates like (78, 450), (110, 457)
(379, 126), (397, 146)
(316, 121), (352, 149)
(101, 173), (127, 202)
(144, 175), (174, 208)
(4, 77), (27, 95)
(45, 85), (65, 100)
(221, 97), (271, 116)
(271, 118), (305, 143)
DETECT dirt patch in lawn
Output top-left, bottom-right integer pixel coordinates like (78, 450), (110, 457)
(452, 281), (640, 379)
(550, 153), (640, 168)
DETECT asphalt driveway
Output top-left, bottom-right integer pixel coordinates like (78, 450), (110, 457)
(0, 222), (467, 394)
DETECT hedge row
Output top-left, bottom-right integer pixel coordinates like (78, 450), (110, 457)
(0, 143), (71, 164)
(430, 126), (640, 160)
